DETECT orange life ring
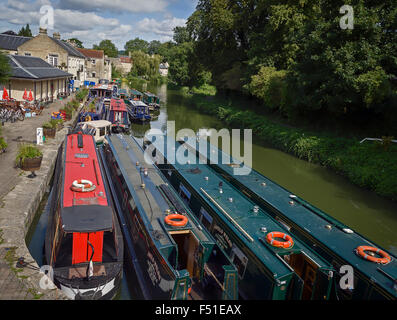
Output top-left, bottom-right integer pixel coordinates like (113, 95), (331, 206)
(71, 179), (96, 193)
(165, 214), (188, 227)
(356, 246), (391, 264)
(266, 232), (294, 249)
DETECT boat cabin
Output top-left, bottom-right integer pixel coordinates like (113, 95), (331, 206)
(89, 84), (114, 99)
(103, 98), (130, 133)
(130, 89), (143, 101)
(143, 92), (160, 108)
(74, 120), (112, 145)
(180, 138), (397, 300)
(127, 100), (152, 122)
(145, 137), (335, 300)
(100, 135), (239, 300)
(44, 133), (123, 300)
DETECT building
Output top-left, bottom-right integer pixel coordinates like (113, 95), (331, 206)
(77, 48), (112, 84)
(16, 28), (86, 85)
(109, 56), (132, 76)
(0, 33), (31, 55)
(2, 55), (72, 101)
(159, 62), (169, 77)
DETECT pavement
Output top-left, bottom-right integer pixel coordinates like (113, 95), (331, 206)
(0, 94), (80, 300)
(0, 96), (73, 201)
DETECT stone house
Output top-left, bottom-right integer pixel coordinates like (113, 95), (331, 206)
(16, 28), (86, 86)
(109, 56), (132, 76)
(159, 62), (169, 77)
(77, 48), (112, 84)
(0, 33), (31, 55)
(1, 55), (72, 102)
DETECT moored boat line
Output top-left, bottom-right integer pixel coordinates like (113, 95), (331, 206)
(176, 138), (397, 300)
(144, 137), (337, 300)
(99, 134), (239, 300)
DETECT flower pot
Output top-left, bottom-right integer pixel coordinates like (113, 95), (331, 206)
(20, 156), (43, 172)
(43, 127), (56, 139)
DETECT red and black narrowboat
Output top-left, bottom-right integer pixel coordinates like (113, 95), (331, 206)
(103, 99), (130, 133)
(45, 133), (123, 300)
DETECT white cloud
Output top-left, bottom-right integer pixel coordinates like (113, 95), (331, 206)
(59, 0), (169, 13)
(136, 17), (186, 40)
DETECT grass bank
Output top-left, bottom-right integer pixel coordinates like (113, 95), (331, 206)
(184, 89), (397, 201)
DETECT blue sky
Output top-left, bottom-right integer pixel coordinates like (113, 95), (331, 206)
(0, 0), (198, 50)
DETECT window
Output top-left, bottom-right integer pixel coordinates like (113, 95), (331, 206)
(92, 72), (96, 78)
(92, 59), (96, 65)
(179, 183), (191, 206)
(230, 244), (248, 280)
(48, 54), (58, 67)
(199, 207), (213, 230)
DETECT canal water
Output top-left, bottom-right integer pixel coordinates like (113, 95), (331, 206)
(26, 83), (397, 300)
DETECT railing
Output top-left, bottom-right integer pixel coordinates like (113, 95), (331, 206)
(360, 138), (397, 144)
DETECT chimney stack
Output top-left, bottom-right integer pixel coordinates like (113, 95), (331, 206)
(39, 28), (47, 35)
(53, 32), (61, 40)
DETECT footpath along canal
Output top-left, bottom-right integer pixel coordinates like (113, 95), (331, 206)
(26, 83), (397, 300)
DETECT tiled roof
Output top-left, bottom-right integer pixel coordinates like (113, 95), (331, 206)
(51, 38), (86, 58)
(119, 56), (131, 63)
(8, 55), (72, 80)
(77, 48), (104, 59)
(0, 34), (31, 51)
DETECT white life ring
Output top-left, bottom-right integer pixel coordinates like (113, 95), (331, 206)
(71, 179), (96, 193)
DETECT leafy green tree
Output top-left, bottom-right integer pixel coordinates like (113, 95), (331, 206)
(148, 40), (162, 55)
(125, 38), (149, 54)
(18, 24), (32, 37)
(93, 40), (118, 58)
(0, 51), (11, 84)
(68, 38), (84, 48)
(173, 26), (191, 44)
(167, 42), (195, 86)
(129, 51), (150, 77)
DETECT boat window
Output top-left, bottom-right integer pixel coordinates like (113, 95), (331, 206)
(100, 127), (106, 137)
(179, 183), (191, 206)
(199, 207), (213, 230)
(230, 244), (248, 280)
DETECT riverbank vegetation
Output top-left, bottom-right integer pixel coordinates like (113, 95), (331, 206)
(185, 91), (397, 201)
(167, 1), (396, 136)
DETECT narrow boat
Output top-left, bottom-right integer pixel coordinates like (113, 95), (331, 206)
(143, 137), (335, 300)
(180, 138), (397, 300)
(44, 133), (124, 300)
(74, 120), (112, 145)
(102, 98), (130, 133)
(99, 135), (239, 300)
(89, 84), (114, 99)
(118, 89), (129, 100)
(127, 100), (152, 123)
(143, 92), (160, 109)
(130, 89), (143, 101)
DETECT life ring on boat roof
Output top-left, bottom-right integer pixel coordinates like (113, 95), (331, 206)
(356, 246), (391, 264)
(266, 232), (294, 249)
(71, 180), (96, 193)
(85, 115), (92, 122)
(165, 214), (189, 228)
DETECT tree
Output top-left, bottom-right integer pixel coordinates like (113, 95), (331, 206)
(18, 24), (32, 37)
(173, 26), (191, 44)
(68, 38), (84, 48)
(0, 51), (11, 84)
(148, 40), (162, 55)
(93, 40), (118, 58)
(167, 42), (194, 86)
(129, 51), (150, 77)
(125, 38), (149, 54)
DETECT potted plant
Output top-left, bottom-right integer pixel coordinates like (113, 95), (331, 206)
(16, 144), (43, 178)
(42, 121), (57, 139)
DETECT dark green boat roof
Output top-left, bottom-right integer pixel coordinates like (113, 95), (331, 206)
(144, 92), (157, 97)
(183, 138), (397, 298)
(130, 89), (142, 95)
(151, 139), (334, 281)
(106, 135), (215, 254)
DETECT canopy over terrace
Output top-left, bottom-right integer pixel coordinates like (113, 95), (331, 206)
(3, 55), (72, 102)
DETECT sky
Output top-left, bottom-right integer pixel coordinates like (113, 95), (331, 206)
(0, 0), (198, 50)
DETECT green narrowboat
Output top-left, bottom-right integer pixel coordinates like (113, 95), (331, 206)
(144, 137), (335, 300)
(130, 89), (143, 101)
(99, 135), (239, 300)
(118, 89), (129, 100)
(181, 138), (397, 300)
(143, 92), (160, 109)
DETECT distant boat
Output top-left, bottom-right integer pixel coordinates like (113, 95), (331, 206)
(44, 133), (123, 300)
(143, 92), (160, 109)
(74, 120), (112, 145)
(126, 100), (152, 123)
(99, 135), (239, 300)
(130, 89), (143, 101)
(102, 98), (130, 133)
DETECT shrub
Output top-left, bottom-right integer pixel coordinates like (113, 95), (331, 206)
(15, 144), (42, 166)
(0, 137), (7, 151)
